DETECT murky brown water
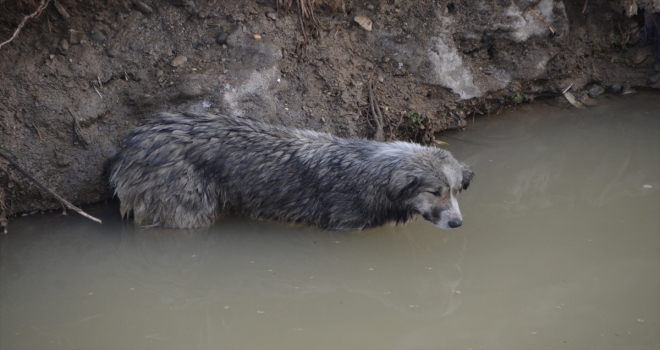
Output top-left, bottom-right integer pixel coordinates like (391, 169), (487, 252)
(1, 93), (659, 349)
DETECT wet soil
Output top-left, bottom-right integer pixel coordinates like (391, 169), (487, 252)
(0, 0), (658, 228)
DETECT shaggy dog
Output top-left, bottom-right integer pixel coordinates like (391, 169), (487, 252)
(109, 112), (474, 230)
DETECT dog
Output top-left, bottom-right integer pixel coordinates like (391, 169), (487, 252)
(109, 112), (474, 230)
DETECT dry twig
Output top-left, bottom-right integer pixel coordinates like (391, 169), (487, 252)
(529, 8), (555, 35)
(0, 151), (102, 224)
(0, 0), (52, 50)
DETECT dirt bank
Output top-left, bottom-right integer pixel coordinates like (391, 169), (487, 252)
(1, 0), (658, 229)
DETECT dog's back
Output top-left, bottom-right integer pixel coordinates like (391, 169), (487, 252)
(111, 113), (382, 228)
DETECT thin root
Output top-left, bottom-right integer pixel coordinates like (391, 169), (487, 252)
(0, 0), (52, 50)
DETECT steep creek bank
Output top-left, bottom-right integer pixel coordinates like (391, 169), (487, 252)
(1, 0), (659, 230)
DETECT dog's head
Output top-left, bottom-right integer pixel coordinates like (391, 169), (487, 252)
(387, 151), (474, 229)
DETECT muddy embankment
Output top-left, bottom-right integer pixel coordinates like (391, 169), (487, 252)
(0, 0), (658, 231)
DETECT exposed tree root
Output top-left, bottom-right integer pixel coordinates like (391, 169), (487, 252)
(0, 0), (51, 50)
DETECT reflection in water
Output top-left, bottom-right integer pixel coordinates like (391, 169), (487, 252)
(1, 93), (659, 349)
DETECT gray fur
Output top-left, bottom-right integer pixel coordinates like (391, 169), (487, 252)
(109, 112), (474, 230)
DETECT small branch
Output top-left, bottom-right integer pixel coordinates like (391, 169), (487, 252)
(0, 0), (52, 50)
(0, 151), (102, 224)
(529, 8), (555, 35)
(93, 85), (103, 99)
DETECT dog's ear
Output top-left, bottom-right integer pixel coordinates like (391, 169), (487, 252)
(387, 172), (421, 201)
(460, 163), (474, 190)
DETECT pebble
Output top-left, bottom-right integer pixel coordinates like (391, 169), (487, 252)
(632, 51), (648, 65)
(171, 55), (187, 67)
(120, 2), (132, 14)
(90, 32), (106, 43)
(354, 15), (373, 31)
(253, 34), (262, 40)
(106, 48), (119, 57)
(609, 83), (622, 92)
(587, 84), (605, 97)
(580, 96), (599, 106)
(267, 12), (277, 20)
(53, 1), (70, 20)
(134, 1), (153, 14)
(216, 32), (228, 45)
(60, 39), (69, 50)
(227, 13), (245, 22)
(622, 82), (635, 94)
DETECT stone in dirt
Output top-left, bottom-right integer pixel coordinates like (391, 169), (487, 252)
(134, 1), (153, 14)
(354, 16), (373, 31)
(171, 55), (187, 67)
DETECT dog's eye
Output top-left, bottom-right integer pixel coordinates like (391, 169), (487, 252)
(429, 190), (441, 196)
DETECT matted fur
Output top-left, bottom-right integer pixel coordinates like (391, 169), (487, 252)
(110, 112), (474, 229)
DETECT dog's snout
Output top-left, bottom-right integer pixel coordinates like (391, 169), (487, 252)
(448, 219), (462, 228)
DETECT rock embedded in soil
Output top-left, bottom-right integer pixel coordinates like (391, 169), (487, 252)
(134, 1), (153, 15)
(354, 16), (373, 31)
(53, 1), (71, 20)
(588, 85), (605, 97)
(171, 55), (187, 67)
(60, 39), (69, 51)
(90, 32), (106, 43)
(106, 48), (119, 58)
(216, 33), (228, 45)
(632, 51), (648, 65)
(622, 82), (635, 94)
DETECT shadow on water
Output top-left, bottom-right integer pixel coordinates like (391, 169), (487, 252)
(1, 93), (659, 349)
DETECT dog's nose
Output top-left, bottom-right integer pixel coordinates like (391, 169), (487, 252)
(448, 219), (462, 228)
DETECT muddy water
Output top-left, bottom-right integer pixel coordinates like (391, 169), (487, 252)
(1, 93), (659, 349)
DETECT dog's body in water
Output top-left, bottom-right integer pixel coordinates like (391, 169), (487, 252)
(110, 112), (474, 230)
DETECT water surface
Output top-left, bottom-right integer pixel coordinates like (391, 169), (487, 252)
(1, 93), (659, 349)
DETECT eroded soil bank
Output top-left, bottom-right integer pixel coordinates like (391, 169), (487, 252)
(0, 0), (659, 228)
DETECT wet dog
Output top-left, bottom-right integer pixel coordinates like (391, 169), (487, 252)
(110, 112), (474, 229)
